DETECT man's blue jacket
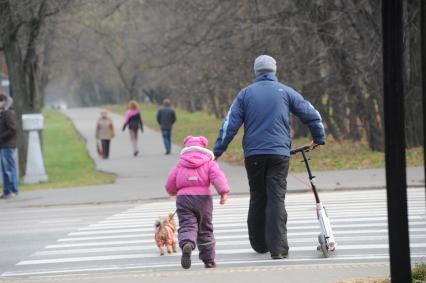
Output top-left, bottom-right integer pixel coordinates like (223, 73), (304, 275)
(213, 72), (325, 158)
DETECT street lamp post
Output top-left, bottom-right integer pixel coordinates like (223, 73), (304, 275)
(382, 0), (412, 282)
(421, 0), (426, 206)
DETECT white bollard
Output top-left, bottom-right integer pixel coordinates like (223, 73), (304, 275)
(22, 114), (48, 184)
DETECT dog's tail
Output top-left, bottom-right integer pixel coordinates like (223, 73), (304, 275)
(168, 210), (177, 220)
(168, 212), (175, 221)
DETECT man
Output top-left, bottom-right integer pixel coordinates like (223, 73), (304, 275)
(0, 93), (18, 199)
(157, 99), (176, 155)
(213, 55), (325, 259)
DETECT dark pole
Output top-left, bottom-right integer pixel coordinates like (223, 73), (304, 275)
(382, 0), (412, 282)
(422, 0), (426, 203)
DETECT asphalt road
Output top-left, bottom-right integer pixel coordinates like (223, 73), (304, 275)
(0, 203), (133, 279)
(1, 188), (424, 283)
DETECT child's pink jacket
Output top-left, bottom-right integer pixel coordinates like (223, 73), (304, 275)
(165, 146), (230, 196)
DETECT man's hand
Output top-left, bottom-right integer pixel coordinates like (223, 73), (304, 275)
(214, 155), (219, 161)
(219, 193), (228, 205)
(308, 140), (320, 150)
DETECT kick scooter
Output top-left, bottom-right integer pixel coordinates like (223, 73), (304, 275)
(290, 146), (336, 258)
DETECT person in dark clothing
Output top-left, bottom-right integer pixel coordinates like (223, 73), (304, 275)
(157, 99), (176, 155)
(122, 101), (144, 156)
(0, 93), (19, 199)
(213, 55), (326, 259)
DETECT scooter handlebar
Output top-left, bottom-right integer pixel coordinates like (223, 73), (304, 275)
(290, 145), (312, 155)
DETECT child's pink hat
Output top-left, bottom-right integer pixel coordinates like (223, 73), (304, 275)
(183, 136), (209, 148)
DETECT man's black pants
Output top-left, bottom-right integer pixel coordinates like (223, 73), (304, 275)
(244, 154), (290, 256)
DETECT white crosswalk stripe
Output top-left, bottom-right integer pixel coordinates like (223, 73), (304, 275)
(2, 188), (425, 277)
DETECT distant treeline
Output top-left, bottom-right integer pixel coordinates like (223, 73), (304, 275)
(1, 1), (423, 156)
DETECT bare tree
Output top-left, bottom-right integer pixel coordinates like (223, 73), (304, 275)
(0, 0), (71, 172)
(26, 0), (422, 152)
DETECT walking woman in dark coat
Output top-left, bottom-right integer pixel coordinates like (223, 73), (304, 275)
(122, 100), (144, 156)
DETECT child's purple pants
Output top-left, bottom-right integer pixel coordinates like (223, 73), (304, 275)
(176, 195), (215, 262)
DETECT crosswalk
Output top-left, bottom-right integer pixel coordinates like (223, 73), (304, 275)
(2, 188), (425, 278)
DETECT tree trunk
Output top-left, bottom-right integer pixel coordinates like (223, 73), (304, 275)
(404, 0), (422, 148)
(3, 38), (31, 176)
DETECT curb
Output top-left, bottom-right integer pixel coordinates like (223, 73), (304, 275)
(7, 185), (423, 208)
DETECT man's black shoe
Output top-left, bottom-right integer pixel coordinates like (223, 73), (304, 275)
(271, 253), (288, 259)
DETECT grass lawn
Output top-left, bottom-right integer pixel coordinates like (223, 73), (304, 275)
(21, 109), (115, 190)
(104, 103), (423, 172)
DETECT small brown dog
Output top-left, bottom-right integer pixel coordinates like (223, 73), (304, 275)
(154, 213), (177, 256)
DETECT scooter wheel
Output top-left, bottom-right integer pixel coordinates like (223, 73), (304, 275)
(318, 234), (329, 258)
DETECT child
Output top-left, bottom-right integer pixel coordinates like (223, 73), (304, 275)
(165, 136), (229, 269)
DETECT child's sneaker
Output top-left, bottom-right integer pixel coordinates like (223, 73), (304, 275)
(181, 243), (192, 269)
(203, 261), (216, 268)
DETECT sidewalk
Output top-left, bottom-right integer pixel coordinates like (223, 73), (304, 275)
(1, 107), (424, 207)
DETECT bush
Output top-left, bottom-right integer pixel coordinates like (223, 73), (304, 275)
(413, 263), (426, 282)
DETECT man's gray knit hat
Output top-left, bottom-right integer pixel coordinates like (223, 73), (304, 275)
(254, 55), (277, 75)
